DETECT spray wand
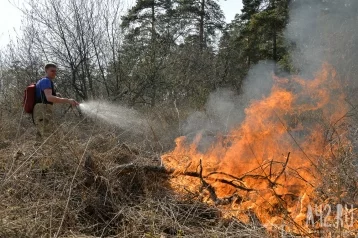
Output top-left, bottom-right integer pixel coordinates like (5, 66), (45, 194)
(63, 103), (83, 117)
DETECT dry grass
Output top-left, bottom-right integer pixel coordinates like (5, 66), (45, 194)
(0, 106), (270, 238)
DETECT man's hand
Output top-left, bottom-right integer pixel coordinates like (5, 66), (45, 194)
(68, 99), (79, 107)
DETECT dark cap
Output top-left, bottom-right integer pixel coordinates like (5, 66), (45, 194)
(45, 63), (57, 71)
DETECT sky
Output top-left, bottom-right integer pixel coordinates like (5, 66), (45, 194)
(0, 0), (243, 47)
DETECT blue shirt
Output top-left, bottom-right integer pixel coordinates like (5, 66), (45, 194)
(36, 77), (54, 103)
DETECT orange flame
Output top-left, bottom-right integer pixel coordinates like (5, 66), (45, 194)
(162, 63), (350, 230)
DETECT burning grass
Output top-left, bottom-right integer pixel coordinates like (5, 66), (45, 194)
(162, 64), (358, 236)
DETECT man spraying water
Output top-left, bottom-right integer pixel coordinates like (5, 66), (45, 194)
(33, 63), (79, 140)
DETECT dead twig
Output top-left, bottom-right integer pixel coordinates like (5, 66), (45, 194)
(198, 158), (218, 203)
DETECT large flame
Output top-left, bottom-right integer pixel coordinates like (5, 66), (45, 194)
(162, 64), (351, 231)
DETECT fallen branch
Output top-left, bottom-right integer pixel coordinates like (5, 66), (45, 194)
(109, 162), (254, 194)
(110, 163), (173, 175)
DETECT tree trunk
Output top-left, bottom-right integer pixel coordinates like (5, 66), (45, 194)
(150, 0), (157, 107)
(272, 0), (277, 62)
(151, 1), (156, 44)
(199, 0), (205, 49)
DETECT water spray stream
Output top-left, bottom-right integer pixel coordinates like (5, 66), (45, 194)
(78, 101), (148, 133)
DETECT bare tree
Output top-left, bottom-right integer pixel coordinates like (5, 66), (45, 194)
(16, 0), (124, 100)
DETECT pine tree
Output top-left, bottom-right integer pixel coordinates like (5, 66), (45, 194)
(174, 0), (225, 49)
(122, 0), (175, 46)
(226, 0), (290, 69)
(121, 0), (175, 106)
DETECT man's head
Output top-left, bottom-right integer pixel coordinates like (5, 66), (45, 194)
(45, 63), (57, 79)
